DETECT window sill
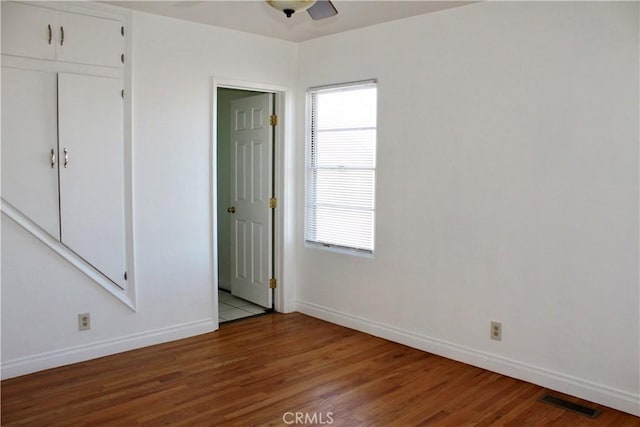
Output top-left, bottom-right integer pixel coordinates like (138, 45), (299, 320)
(304, 241), (375, 259)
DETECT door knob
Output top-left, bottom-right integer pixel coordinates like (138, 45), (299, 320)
(227, 206), (236, 214)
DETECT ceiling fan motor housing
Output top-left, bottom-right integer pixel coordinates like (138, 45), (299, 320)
(267, 0), (317, 18)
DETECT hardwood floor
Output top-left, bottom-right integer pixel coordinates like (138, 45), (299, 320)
(2, 313), (639, 426)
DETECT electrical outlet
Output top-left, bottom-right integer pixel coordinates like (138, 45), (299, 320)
(78, 313), (90, 331)
(491, 321), (502, 341)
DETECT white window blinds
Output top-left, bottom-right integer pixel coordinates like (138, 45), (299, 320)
(305, 81), (377, 253)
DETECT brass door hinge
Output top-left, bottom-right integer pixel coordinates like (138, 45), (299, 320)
(269, 198), (277, 209)
(270, 114), (278, 126)
(269, 278), (277, 289)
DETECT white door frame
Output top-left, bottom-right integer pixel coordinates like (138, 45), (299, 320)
(211, 77), (294, 325)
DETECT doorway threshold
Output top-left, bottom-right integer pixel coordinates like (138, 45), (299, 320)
(218, 289), (271, 323)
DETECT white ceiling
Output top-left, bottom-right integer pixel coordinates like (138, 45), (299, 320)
(104, 1), (475, 42)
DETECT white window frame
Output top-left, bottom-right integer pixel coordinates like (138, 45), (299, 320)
(305, 80), (377, 256)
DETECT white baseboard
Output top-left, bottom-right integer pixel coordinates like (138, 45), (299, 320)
(283, 299), (297, 314)
(296, 300), (640, 417)
(1, 319), (217, 380)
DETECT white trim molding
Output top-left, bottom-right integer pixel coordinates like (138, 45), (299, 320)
(1, 201), (136, 310)
(211, 77), (296, 314)
(296, 300), (640, 417)
(1, 319), (217, 380)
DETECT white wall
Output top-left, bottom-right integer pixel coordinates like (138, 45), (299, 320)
(1, 9), (297, 377)
(2, 0), (638, 417)
(295, 2), (639, 415)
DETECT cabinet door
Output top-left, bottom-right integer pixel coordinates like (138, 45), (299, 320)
(58, 73), (126, 289)
(56, 10), (123, 68)
(1, 67), (60, 239)
(1, 2), (56, 60)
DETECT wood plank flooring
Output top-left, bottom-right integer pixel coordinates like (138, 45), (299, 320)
(2, 313), (639, 426)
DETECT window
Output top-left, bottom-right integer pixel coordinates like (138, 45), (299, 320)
(305, 81), (377, 254)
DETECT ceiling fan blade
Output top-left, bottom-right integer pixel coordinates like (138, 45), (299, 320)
(307, 0), (338, 20)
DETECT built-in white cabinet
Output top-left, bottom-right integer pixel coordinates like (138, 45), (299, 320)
(2, 68), (127, 289)
(1, 1), (130, 293)
(1, 68), (60, 239)
(58, 73), (126, 289)
(1, 1), (124, 68)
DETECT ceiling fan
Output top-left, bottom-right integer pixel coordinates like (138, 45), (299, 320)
(267, 0), (338, 20)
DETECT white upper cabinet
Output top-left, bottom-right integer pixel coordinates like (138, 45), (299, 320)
(1, 1), (124, 68)
(1, 2), (56, 61)
(56, 10), (124, 68)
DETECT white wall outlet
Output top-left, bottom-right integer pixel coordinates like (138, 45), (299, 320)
(491, 321), (502, 341)
(78, 313), (91, 331)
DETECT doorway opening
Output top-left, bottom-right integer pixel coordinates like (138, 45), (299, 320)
(215, 87), (277, 323)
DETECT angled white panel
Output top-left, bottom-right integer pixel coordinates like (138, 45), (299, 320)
(58, 73), (126, 289)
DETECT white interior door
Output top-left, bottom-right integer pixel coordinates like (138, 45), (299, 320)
(229, 93), (273, 308)
(1, 67), (60, 239)
(58, 73), (126, 289)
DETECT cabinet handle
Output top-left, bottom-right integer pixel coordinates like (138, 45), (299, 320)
(60, 26), (64, 46)
(63, 148), (68, 168)
(48, 24), (52, 45)
(50, 148), (56, 168)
